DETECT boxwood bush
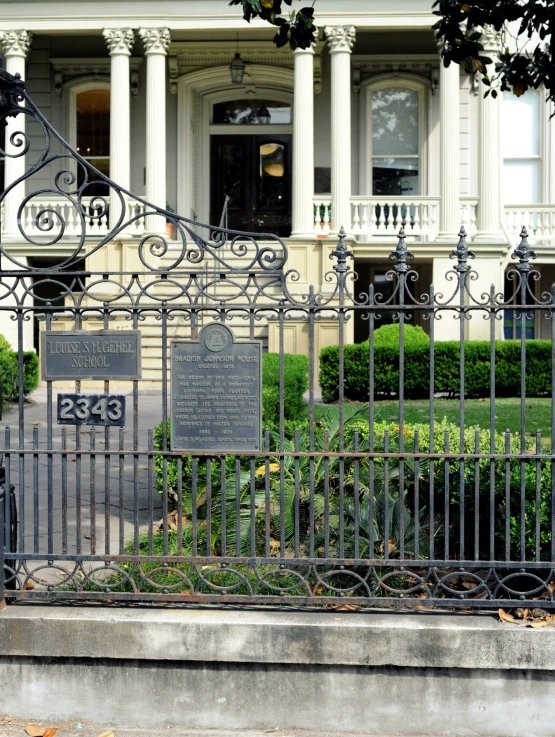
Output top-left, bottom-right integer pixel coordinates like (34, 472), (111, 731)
(0, 334), (39, 402)
(320, 324), (552, 402)
(262, 352), (309, 426)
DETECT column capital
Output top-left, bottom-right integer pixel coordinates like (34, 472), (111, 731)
(0, 29), (32, 58)
(324, 26), (356, 54)
(477, 25), (502, 54)
(139, 27), (171, 56)
(103, 28), (134, 56)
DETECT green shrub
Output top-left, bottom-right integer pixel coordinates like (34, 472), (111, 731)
(153, 407), (550, 563)
(22, 351), (39, 395)
(262, 352), (309, 426)
(320, 323), (430, 403)
(0, 351), (17, 401)
(320, 334), (552, 402)
(0, 349), (39, 402)
(0, 334), (12, 353)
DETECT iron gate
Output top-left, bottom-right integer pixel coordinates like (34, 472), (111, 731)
(1, 67), (555, 609)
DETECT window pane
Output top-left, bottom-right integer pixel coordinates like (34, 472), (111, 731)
(213, 100), (291, 125)
(372, 157), (420, 196)
(502, 89), (540, 158)
(502, 159), (540, 204)
(218, 143), (246, 209)
(259, 142), (286, 209)
(76, 89), (110, 157)
(372, 87), (419, 157)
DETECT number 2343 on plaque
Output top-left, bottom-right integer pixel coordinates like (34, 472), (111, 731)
(57, 394), (126, 427)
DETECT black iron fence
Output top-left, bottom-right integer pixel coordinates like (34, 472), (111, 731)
(1, 68), (555, 609)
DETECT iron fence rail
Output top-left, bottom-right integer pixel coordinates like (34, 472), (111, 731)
(1, 67), (555, 609)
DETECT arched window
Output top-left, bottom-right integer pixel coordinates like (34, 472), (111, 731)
(361, 77), (428, 197)
(75, 88), (110, 195)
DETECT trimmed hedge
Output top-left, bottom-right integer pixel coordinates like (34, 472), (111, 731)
(263, 352), (309, 426)
(0, 335), (39, 402)
(320, 326), (552, 402)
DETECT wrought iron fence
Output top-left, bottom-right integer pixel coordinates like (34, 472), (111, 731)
(1, 67), (555, 609)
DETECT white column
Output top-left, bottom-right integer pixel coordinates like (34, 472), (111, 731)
(438, 58), (461, 238)
(291, 46), (315, 239)
(139, 27), (170, 231)
(476, 28), (502, 241)
(0, 30), (32, 238)
(324, 26), (355, 236)
(103, 28), (134, 229)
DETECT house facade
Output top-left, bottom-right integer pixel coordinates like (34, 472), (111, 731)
(0, 0), (553, 370)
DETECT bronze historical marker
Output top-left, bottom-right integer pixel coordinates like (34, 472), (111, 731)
(171, 324), (262, 453)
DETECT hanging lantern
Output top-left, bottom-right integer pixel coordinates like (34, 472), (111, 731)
(229, 53), (246, 85)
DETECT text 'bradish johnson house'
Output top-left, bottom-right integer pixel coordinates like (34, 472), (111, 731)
(0, 0), (551, 379)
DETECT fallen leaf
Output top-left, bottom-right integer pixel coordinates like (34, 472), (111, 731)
(26, 726), (44, 737)
(331, 603), (360, 612)
(24, 581), (35, 590)
(44, 729), (57, 737)
(97, 732), (115, 737)
(264, 729), (280, 734)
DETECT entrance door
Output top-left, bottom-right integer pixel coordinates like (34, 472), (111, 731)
(210, 135), (292, 237)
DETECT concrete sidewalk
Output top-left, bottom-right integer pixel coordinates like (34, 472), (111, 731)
(0, 721), (358, 737)
(0, 721), (348, 737)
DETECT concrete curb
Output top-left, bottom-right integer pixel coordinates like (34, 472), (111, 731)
(0, 605), (552, 670)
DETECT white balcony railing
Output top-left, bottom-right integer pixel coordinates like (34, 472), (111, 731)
(504, 205), (555, 241)
(314, 197), (481, 242)
(20, 197), (147, 239)
(350, 197), (440, 240)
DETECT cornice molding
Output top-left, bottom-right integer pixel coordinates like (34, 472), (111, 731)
(0, 29), (32, 57)
(50, 57), (143, 74)
(168, 40), (324, 95)
(49, 56), (143, 96)
(351, 54), (440, 94)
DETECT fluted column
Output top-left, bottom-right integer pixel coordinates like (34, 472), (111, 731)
(103, 28), (134, 229)
(476, 28), (502, 240)
(325, 26), (355, 236)
(139, 27), (170, 231)
(291, 46), (315, 239)
(438, 57), (461, 238)
(0, 30), (32, 238)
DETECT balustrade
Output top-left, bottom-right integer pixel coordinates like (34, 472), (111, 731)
(18, 197), (146, 239)
(504, 205), (555, 241)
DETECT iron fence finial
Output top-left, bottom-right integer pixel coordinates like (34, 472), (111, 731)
(331, 226), (353, 273)
(389, 226), (414, 273)
(512, 226), (536, 272)
(450, 225), (475, 273)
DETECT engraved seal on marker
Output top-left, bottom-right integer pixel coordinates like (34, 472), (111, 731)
(205, 327), (228, 353)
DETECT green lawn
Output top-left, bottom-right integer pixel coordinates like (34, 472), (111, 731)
(317, 397), (554, 439)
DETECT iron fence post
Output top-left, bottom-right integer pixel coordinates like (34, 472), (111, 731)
(0, 483), (6, 609)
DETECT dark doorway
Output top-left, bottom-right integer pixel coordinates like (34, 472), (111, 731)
(210, 135), (292, 237)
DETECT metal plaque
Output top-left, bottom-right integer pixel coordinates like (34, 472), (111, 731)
(57, 393), (126, 427)
(171, 324), (262, 453)
(41, 330), (142, 381)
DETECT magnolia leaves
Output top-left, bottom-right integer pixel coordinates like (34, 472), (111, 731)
(228, 0), (316, 50)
